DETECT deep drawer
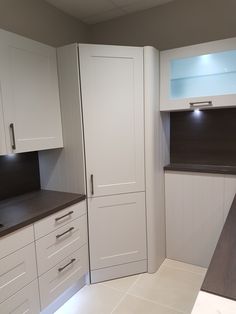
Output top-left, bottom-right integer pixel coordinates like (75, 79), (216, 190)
(0, 280), (40, 314)
(39, 244), (89, 309)
(0, 243), (37, 303)
(36, 215), (87, 276)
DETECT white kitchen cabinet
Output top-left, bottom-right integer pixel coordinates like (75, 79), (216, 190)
(165, 171), (236, 268)
(0, 28), (63, 154)
(88, 192), (147, 270)
(0, 280), (40, 314)
(160, 37), (236, 111)
(39, 245), (88, 309)
(0, 243), (37, 303)
(79, 44), (145, 197)
(165, 172), (225, 267)
(34, 201), (86, 240)
(36, 215), (87, 275)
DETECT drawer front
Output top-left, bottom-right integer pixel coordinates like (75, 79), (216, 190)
(0, 225), (34, 260)
(39, 244), (89, 309)
(0, 243), (37, 303)
(0, 280), (40, 314)
(34, 201), (86, 239)
(36, 215), (87, 275)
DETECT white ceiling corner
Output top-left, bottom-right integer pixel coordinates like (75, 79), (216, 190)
(45, 0), (176, 24)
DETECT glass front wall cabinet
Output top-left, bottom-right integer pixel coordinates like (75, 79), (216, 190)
(160, 38), (236, 111)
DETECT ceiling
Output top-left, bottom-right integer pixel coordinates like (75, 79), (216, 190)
(45, 0), (175, 24)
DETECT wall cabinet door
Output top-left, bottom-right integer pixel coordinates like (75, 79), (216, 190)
(0, 29), (63, 153)
(165, 172), (225, 268)
(160, 37), (236, 111)
(88, 192), (147, 270)
(79, 44), (145, 197)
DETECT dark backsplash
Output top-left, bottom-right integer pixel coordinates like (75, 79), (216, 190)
(170, 108), (236, 166)
(0, 152), (40, 201)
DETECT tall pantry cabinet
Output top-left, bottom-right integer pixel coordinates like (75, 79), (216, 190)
(79, 45), (147, 282)
(39, 44), (167, 284)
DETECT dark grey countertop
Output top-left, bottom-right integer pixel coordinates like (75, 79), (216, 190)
(164, 163), (236, 175)
(0, 190), (86, 238)
(201, 195), (236, 301)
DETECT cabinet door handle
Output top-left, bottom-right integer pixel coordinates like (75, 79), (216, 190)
(55, 211), (74, 222)
(91, 174), (94, 195)
(56, 227), (74, 239)
(58, 258), (76, 272)
(9, 123), (16, 150)
(190, 101), (213, 108)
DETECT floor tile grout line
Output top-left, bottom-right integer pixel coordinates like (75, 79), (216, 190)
(109, 275), (142, 313)
(163, 264), (207, 276)
(163, 259), (207, 276)
(126, 291), (188, 314)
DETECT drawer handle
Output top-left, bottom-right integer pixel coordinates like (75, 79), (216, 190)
(55, 211), (74, 222)
(56, 227), (74, 239)
(190, 101), (213, 108)
(58, 258), (76, 272)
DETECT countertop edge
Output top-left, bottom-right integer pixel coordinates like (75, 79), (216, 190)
(164, 163), (236, 175)
(0, 192), (86, 238)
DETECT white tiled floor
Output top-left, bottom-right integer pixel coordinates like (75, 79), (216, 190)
(55, 259), (207, 314)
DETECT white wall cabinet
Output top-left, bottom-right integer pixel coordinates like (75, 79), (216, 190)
(160, 37), (236, 111)
(0, 29), (63, 154)
(79, 44), (145, 198)
(165, 171), (236, 268)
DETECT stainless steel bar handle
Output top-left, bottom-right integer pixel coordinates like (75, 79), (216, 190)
(91, 174), (94, 195)
(56, 227), (74, 239)
(55, 211), (74, 222)
(9, 123), (16, 150)
(190, 101), (213, 108)
(58, 258), (76, 272)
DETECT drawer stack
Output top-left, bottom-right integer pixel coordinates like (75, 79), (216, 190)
(34, 200), (89, 309)
(0, 225), (40, 313)
(0, 200), (89, 313)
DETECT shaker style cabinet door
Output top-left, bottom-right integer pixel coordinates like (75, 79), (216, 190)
(88, 192), (147, 270)
(0, 29), (63, 153)
(160, 37), (236, 111)
(165, 172), (225, 268)
(79, 44), (145, 197)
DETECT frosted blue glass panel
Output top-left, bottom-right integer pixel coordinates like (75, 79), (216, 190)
(171, 50), (236, 99)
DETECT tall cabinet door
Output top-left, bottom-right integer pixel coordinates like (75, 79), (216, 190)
(0, 29), (63, 154)
(79, 44), (145, 197)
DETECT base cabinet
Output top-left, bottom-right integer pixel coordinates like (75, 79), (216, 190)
(88, 192), (147, 272)
(0, 243), (37, 304)
(0, 201), (88, 313)
(165, 172), (236, 268)
(0, 280), (40, 314)
(39, 245), (88, 309)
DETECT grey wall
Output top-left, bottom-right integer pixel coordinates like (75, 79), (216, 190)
(90, 0), (236, 50)
(0, 0), (89, 46)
